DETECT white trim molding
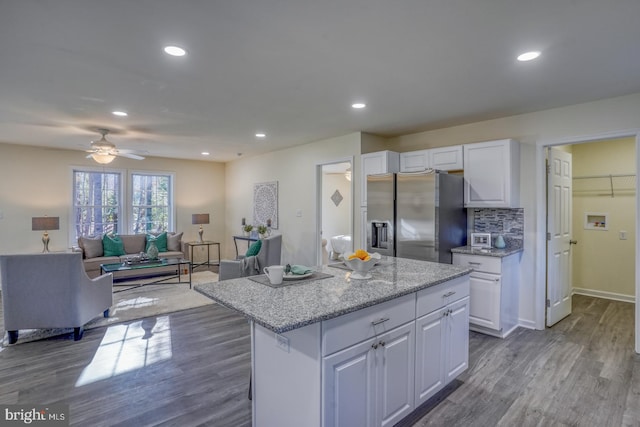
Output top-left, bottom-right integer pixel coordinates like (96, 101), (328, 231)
(572, 287), (635, 304)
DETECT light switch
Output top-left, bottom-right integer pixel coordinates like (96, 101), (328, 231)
(619, 230), (628, 240)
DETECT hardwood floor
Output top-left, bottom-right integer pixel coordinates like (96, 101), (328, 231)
(0, 294), (637, 426)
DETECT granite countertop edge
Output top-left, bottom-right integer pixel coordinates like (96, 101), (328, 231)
(194, 268), (472, 334)
(451, 245), (524, 257)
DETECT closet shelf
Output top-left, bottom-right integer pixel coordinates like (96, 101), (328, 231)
(572, 173), (636, 198)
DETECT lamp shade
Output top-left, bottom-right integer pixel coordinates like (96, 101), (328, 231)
(32, 216), (60, 231)
(191, 214), (210, 225)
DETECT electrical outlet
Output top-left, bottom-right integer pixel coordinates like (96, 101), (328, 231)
(296, 209), (302, 217)
(620, 230), (628, 240)
(275, 333), (290, 352)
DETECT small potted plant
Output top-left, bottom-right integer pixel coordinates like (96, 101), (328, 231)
(257, 224), (269, 239)
(243, 224), (254, 236)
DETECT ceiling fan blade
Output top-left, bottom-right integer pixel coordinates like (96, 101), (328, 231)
(117, 152), (145, 160)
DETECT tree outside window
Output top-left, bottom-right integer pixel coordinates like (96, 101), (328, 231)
(73, 170), (121, 239)
(131, 173), (172, 233)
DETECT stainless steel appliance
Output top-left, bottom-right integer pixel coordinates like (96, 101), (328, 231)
(367, 170), (466, 263)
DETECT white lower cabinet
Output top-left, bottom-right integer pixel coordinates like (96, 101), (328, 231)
(251, 275), (471, 427)
(323, 322), (415, 427)
(453, 252), (521, 338)
(415, 295), (469, 406)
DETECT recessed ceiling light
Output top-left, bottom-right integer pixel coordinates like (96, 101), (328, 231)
(255, 133), (266, 138)
(517, 51), (541, 62)
(201, 152), (210, 156)
(112, 111), (128, 117)
(164, 45), (187, 57)
(352, 103), (366, 109)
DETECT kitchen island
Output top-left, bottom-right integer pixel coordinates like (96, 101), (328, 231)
(195, 257), (472, 427)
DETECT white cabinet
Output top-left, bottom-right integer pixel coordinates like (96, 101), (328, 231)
(400, 150), (429, 172)
(463, 139), (520, 208)
(452, 252), (520, 338)
(399, 146), (463, 173)
(323, 296), (415, 427)
(430, 146), (463, 171)
(414, 280), (469, 407)
(324, 322), (415, 427)
(251, 275), (471, 427)
(361, 151), (399, 207)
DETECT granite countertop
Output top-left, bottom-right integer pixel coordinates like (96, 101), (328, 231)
(451, 245), (524, 257)
(194, 257), (472, 334)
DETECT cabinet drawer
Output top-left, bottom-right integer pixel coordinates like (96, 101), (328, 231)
(322, 293), (415, 356)
(453, 254), (501, 274)
(416, 275), (470, 318)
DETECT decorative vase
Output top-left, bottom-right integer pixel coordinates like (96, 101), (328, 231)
(147, 241), (159, 260)
(494, 235), (506, 249)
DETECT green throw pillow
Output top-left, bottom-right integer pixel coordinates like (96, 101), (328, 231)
(146, 232), (168, 252)
(245, 239), (262, 257)
(103, 234), (126, 257)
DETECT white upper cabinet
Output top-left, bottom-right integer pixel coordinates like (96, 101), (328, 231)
(400, 146), (463, 173)
(400, 150), (429, 172)
(360, 151), (399, 207)
(463, 139), (520, 208)
(429, 146), (463, 171)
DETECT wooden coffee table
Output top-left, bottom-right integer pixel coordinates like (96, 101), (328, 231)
(100, 258), (192, 291)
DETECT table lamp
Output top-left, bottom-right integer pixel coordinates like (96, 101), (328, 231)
(192, 213), (210, 243)
(32, 216), (60, 252)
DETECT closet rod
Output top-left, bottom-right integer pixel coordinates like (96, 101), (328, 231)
(573, 173), (635, 179)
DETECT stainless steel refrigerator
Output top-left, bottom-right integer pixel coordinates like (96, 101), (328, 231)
(367, 170), (466, 263)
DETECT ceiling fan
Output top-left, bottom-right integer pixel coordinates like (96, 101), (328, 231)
(86, 128), (145, 164)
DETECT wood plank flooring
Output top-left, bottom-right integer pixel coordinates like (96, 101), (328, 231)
(0, 294), (638, 426)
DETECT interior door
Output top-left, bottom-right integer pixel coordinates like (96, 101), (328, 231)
(546, 147), (573, 326)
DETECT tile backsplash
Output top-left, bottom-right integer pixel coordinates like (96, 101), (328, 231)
(470, 208), (524, 248)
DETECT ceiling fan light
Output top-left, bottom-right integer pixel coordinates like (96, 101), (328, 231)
(91, 153), (116, 164)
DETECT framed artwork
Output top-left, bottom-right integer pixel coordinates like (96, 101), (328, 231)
(253, 181), (278, 229)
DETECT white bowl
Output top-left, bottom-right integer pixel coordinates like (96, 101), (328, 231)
(343, 252), (381, 279)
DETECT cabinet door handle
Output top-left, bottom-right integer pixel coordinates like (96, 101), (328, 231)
(371, 317), (390, 326)
(371, 342), (379, 350)
(379, 341), (385, 347)
(468, 262), (481, 266)
(443, 291), (456, 297)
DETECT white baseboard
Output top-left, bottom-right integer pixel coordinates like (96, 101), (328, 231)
(572, 287), (635, 304)
(518, 319), (537, 330)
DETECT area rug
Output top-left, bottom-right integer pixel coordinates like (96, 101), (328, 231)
(0, 270), (219, 346)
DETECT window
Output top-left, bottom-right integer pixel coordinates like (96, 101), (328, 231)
(130, 172), (173, 233)
(73, 169), (122, 239)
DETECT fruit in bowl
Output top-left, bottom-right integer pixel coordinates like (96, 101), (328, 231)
(343, 249), (381, 279)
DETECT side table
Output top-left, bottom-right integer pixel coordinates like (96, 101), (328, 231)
(186, 241), (221, 271)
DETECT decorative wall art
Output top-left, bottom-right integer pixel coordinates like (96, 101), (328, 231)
(253, 181), (279, 229)
(331, 189), (343, 207)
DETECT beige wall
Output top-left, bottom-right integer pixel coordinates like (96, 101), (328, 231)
(225, 133), (360, 265)
(571, 138), (636, 298)
(0, 143), (226, 262)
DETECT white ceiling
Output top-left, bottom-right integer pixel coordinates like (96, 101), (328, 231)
(2, 0), (639, 162)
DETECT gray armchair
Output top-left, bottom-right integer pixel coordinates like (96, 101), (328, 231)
(219, 234), (282, 281)
(1, 252), (113, 344)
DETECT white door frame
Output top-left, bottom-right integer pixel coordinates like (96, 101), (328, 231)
(535, 129), (640, 353)
(315, 156), (355, 266)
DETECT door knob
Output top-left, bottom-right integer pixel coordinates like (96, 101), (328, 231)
(569, 240), (578, 245)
